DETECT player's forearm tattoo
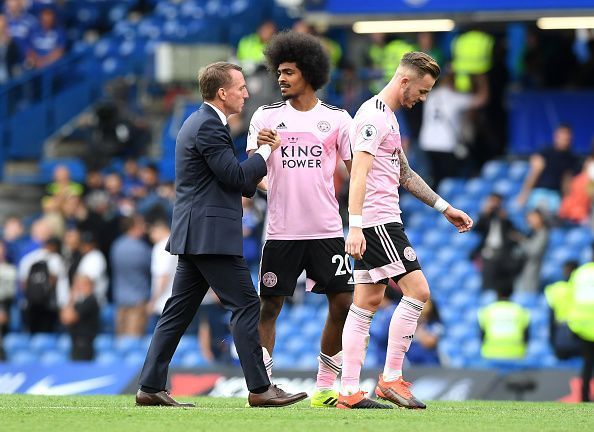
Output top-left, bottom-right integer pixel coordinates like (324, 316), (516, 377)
(397, 148), (439, 207)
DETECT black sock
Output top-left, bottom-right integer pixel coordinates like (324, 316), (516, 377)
(140, 385), (161, 394)
(251, 385), (270, 394)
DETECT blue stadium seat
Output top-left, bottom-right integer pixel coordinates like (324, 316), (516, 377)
(508, 160), (529, 182)
(176, 336), (199, 357)
(56, 334), (72, 354)
(114, 336), (142, 354)
(3, 333), (29, 354)
(30, 333), (58, 353)
(461, 339), (481, 359)
(580, 245), (592, 264)
(40, 350), (68, 365)
(101, 304), (115, 333)
(493, 178), (517, 198)
(435, 247), (458, 266)
(481, 160), (508, 181)
(462, 272), (482, 294)
(422, 230), (450, 249)
(124, 351), (146, 367)
(96, 351), (120, 365)
(548, 228), (567, 248)
(301, 321), (322, 339)
(271, 352), (294, 369)
(566, 226), (593, 249)
(285, 337), (307, 355)
(297, 353), (319, 369)
(511, 291), (539, 308)
(464, 178), (492, 199)
(94, 334), (113, 352)
(10, 350), (37, 365)
(180, 351), (207, 368)
(479, 290), (497, 307)
(438, 178), (466, 201)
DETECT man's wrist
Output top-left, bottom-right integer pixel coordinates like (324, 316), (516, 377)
(433, 197), (449, 213)
(255, 144), (271, 161)
(349, 214), (363, 228)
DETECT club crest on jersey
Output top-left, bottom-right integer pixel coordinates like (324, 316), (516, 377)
(317, 120), (331, 132)
(262, 272), (278, 287)
(361, 124), (377, 140)
(403, 247), (417, 262)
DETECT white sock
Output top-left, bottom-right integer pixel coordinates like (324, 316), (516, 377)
(382, 368), (402, 382)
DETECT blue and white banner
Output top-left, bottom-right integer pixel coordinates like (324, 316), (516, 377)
(0, 363), (139, 395)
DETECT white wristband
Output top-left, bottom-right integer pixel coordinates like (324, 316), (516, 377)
(349, 214), (363, 228)
(255, 144), (271, 161)
(433, 197), (449, 213)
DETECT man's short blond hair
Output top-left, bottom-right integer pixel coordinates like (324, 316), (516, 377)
(399, 52), (440, 79)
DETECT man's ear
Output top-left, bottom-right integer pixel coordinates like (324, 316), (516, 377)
(217, 87), (226, 101)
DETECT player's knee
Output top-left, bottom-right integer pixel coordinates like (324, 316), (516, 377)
(413, 285), (430, 303)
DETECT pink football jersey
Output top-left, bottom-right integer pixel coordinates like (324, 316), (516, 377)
(350, 96), (403, 227)
(247, 100), (352, 240)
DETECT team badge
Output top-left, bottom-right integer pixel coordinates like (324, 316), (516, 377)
(403, 247), (417, 262)
(361, 124), (377, 140)
(262, 272), (278, 287)
(317, 121), (331, 132)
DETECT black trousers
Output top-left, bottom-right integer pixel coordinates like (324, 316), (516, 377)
(138, 254), (270, 392)
(580, 338), (594, 402)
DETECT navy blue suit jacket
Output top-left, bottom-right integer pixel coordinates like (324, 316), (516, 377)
(166, 104), (267, 256)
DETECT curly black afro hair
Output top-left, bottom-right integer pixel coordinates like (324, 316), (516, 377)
(264, 30), (330, 91)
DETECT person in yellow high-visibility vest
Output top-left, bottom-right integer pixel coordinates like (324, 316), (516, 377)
(236, 21), (277, 67)
(567, 260), (594, 402)
(478, 285), (530, 360)
(451, 29), (494, 92)
(544, 260), (581, 360)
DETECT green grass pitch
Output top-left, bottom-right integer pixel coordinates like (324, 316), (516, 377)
(1, 395), (592, 432)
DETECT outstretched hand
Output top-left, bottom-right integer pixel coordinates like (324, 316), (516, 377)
(345, 228), (366, 260)
(443, 207), (473, 233)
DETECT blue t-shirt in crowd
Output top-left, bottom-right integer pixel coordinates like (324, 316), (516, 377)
(27, 26), (66, 57)
(110, 235), (152, 306)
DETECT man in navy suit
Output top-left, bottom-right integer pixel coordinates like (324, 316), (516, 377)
(136, 62), (307, 407)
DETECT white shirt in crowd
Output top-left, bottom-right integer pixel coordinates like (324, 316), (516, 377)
(419, 86), (474, 153)
(77, 249), (108, 305)
(150, 238), (177, 315)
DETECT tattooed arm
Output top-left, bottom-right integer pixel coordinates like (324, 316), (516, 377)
(398, 148), (474, 233)
(397, 148), (441, 207)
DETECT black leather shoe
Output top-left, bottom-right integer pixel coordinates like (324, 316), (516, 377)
(135, 390), (195, 407)
(248, 385), (307, 407)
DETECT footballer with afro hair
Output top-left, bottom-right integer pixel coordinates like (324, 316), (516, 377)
(264, 30), (331, 93)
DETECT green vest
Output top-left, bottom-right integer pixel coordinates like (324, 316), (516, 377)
(382, 39), (416, 82)
(545, 281), (573, 323)
(451, 31), (494, 92)
(478, 301), (530, 359)
(236, 33), (265, 63)
(567, 263), (594, 342)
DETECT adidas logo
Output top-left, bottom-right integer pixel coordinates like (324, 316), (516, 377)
(276, 122), (287, 129)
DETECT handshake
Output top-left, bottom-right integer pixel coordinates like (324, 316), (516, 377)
(257, 128), (282, 152)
